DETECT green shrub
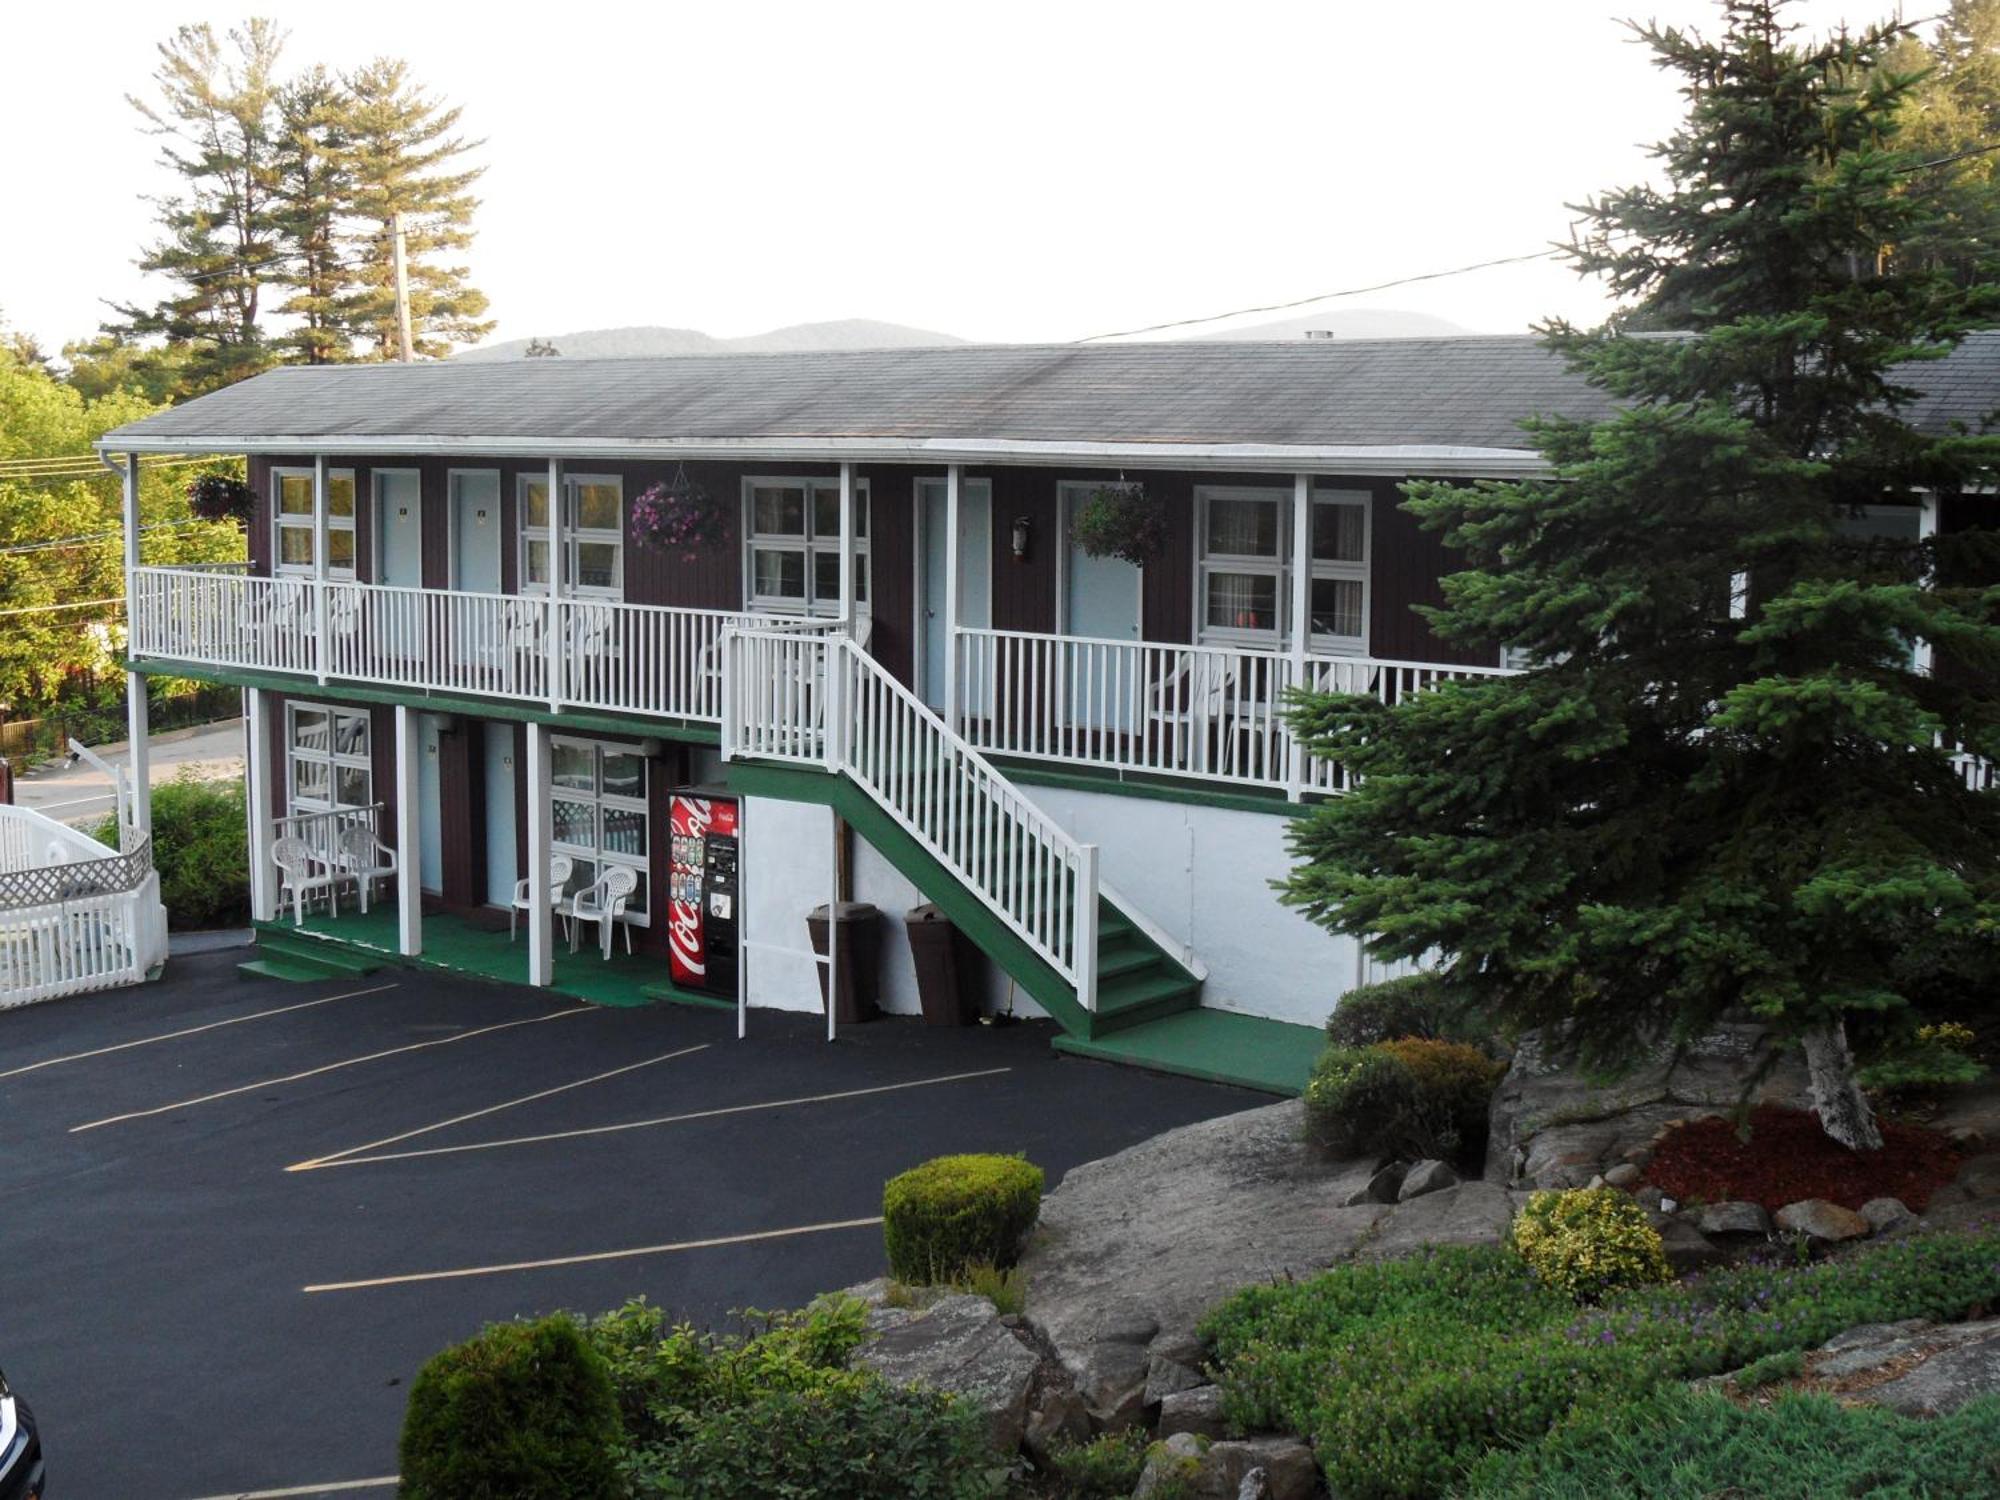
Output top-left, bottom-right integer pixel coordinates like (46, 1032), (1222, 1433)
(583, 1296), (998, 1500)
(1380, 1038), (1507, 1158)
(95, 770), (248, 929)
(1303, 1044), (1423, 1158)
(1510, 1188), (1672, 1302)
(956, 1262), (1026, 1316)
(1731, 1347), (1804, 1390)
(398, 1314), (624, 1500)
(1325, 973), (1473, 1048)
(1460, 1388), (2000, 1499)
(1047, 1427), (1151, 1497)
(883, 1153), (1044, 1285)
(1200, 1227), (2000, 1500)
(1857, 1018), (1988, 1091)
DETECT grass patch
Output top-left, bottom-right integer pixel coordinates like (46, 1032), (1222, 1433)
(1459, 1388), (2000, 1498)
(1201, 1228), (2000, 1500)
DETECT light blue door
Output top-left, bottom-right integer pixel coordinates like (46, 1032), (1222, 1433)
(450, 471), (502, 592)
(376, 471), (424, 587)
(418, 715), (443, 893)
(483, 722), (517, 907)
(918, 478), (991, 711)
(1062, 484), (1142, 732)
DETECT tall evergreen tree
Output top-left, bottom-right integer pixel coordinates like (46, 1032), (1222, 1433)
(109, 21), (287, 395)
(270, 65), (355, 365)
(1281, 0), (2000, 1149)
(336, 58), (492, 359)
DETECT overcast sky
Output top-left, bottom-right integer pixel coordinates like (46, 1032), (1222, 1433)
(2, 0), (1882, 354)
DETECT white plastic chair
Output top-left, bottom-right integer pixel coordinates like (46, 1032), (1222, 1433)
(335, 824), (399, 915)
(510, 853), (574, 943)
(273, 835), (343, 923)
(568, 864), (638, 959)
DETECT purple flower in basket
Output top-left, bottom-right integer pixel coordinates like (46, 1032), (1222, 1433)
(630, 467), (724, 561)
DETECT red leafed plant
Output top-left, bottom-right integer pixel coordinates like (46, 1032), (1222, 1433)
(1646, 1104), (1962, 1214)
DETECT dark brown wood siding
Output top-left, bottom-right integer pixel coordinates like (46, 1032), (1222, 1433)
(1368, 478), (1494, 667)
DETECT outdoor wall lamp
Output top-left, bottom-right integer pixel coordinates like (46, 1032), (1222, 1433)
(1011, 515), (1031, 561)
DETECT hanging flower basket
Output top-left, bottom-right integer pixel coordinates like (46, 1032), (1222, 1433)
(1070, 481), (1166, 566)
(630, 466), (724, 560)
(185, 472), (255, 526)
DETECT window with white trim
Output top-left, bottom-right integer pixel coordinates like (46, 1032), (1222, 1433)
(286, 702), (372, 815)
(273, 468), (357, 576)
(550, 737), (650, 922)
(518, 474), (624, 596)
(743, 477), (870, 616)
(1194, 487), (1370, 653)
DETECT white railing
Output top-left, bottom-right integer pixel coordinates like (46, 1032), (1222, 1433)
(275, 802), (385, 872)
(131, 567), (321, 678)
(954, 627), (1517, 797)
(724, 626), (1101, 1011)
(321, 581), (552, 703)
(0, 806), (167, 1007)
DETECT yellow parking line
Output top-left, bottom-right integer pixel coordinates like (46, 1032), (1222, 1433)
(303, 1216), (885, 1293)
(0, 983), (400, 1081)
(290, 1065), (1015, 1171)
(70, 1007), (592, 1133)
(288, 1042), (712, 1172)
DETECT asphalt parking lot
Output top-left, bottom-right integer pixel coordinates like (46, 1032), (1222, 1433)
(0, 951), (1261, 1499)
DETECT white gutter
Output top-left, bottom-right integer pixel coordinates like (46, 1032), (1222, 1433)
(95, 432), (1550, 478)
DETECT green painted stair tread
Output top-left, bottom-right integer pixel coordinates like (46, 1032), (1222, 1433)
(237, 956), (347, 983)
(1095, 947), (1160, 982)
(1052, 1009), (1323, 1097)
(256, 931), (384, 975)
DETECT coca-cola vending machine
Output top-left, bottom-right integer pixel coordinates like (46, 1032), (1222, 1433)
(667, 790), (740, 998)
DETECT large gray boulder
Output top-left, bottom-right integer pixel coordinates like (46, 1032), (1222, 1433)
(1487, 1021), (1813, 1187)
(1812, 1317), (2000, 1416)
(1133, 1432), (1318, 1500)
(1774, 1198), (1871, 1244)
(852, 1291), (1043, 1452)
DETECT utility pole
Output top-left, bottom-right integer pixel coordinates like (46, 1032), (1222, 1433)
(391, 211), (415, 363)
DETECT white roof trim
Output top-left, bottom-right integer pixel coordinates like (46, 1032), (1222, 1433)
(94, 432), (1549, 477)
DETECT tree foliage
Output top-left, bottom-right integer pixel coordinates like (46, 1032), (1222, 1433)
(1280, 1), (2000, 1147)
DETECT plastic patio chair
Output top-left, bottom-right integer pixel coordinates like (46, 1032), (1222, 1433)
(567, 864), (638, 959)
(334, 823), (399, 916)
(273, 834), (344, 923)
(510, 853), (574, 943)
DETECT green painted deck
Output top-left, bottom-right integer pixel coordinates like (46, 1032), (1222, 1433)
(258, 909), (688, 1010)
(1051, 1008), (1322, 1097)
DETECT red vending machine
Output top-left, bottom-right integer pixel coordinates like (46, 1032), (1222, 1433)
(667, 790), (740, 998)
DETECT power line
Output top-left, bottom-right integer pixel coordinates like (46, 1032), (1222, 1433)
(0, 517), (220, 558)
(1072, 249), (1562, 344)
(0, 598), (124, 619)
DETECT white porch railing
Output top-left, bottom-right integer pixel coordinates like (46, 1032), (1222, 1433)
(953, 627), (1517, 797)
(723, 626), (1101, 1011)
(0, 806), (167, 1007)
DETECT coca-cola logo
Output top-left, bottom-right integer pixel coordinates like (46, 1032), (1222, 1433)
(668, 898), (705, 977)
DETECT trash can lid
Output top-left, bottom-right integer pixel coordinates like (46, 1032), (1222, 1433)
(907, 903), (949, 923)
(808, 901), (880, 920)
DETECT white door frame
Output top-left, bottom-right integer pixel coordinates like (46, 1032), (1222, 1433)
(912, 474), (993, 711)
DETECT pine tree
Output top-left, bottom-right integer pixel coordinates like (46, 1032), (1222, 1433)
(1281, 0), (2000, 1150)
(270, 66), (355, 365)
(335, 58), (493, 359)
(109, 21), (288, 395)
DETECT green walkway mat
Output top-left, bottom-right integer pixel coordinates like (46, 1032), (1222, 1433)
(1051, 1007), (1321, 1096)
(259, 909), (669, 1009)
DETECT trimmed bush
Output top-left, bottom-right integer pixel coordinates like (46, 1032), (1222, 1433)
(883, 1153), (1044, 1285)
(398, 1314), (623, 1500)
(584, 1296), (998, 1500)
(94, 771), (247, 929)
(1510, 1188), (1671, 1302)
(1324, 973), (1466, 1048)
(1304, 1044), (1423, 1158)
(1380, 1037), (1506, 1158)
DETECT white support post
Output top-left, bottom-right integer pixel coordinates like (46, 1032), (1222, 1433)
(1074, 843), (1100, 1014)
(1915, 490), (1939, 676)
(1286, 472), (1312, 801)
(526, 721), (554, 987)
(826, 806), (840, 1042)
(121, 452), (151, 836)
(246, 688), (277, 922)
(837, 461), (857, 637)
(546, 458), (564, 712)
(944, 463), (962, 734)
(312, 454), (330, 683)
(736, 800), (749, 1040)
(394, 706), (423, 957)
(825, 636), (847, 774)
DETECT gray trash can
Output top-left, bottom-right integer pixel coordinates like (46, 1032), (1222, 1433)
(905, 903), (979, 1026)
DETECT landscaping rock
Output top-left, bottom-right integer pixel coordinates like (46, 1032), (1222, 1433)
(1814, 1317), (2000, 1417)
(1955, 1151), (2000, 1200)
(1145, 1351), (1208, 1403)
(1344, 1160), (1409, 1206)
(1359, 1181), (1517, 1261)
(1134, 1432), (1205, 1498)
(1487, 1021), (1813, 1187)
(1398, 1159), (1460, 1200)
(1633, 1184), (1667, 1211)
(1202, 1436), (1318, 1500)
(1696, 1200), (1773, 1237)
(1603, 1162), (1642, 1188)
(1859, 1197), (1916, 1235)
(854, 1292), (1042, 1453)
(1022, 1384), (1091, 1466)
(1774, 1198), (1872, 1244)
(1158, 1384), (1229, 1440)
(1658, 1218), (1727, 1272)
(1235, 1471), (1272, 1500)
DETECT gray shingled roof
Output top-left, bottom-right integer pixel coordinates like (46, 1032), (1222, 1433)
(99, 332), (1998, 455)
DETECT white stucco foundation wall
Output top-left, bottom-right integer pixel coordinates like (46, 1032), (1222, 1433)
(737, 794), (1048, 1020)
(1015, 784), (1358, 1027)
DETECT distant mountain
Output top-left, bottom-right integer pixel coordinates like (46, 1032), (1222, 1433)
(457, 319), (967, 361)
(1194, 308), (1471, 341)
